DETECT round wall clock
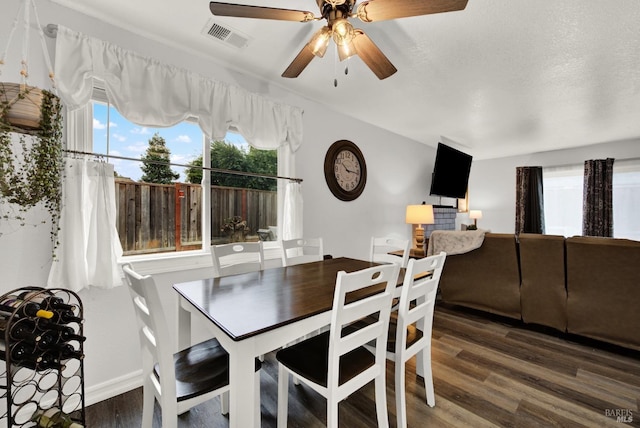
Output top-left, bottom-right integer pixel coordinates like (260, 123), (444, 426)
(324, 140), (367, 201)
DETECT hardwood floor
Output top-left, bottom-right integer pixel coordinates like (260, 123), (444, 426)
(86, 304), (640, 427)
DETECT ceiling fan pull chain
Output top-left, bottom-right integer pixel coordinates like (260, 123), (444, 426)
(333, 43), (338, 87)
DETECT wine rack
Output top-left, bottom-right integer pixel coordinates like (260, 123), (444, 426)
(0, 287), (85, 427)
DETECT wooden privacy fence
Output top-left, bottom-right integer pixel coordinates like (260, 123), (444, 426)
(114, 179), (277, 255)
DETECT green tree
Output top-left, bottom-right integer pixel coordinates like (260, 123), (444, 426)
(140, 133), (179, 184)
(186, 141), (276, 191)
(185, 157), (203, 184)
(245, 146), (277, 191)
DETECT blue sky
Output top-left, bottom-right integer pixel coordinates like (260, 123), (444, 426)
(92, 103), (248, 181)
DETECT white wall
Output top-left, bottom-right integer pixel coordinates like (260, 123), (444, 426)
(466, 138), (640, 233)
(0, 0), (435, 405)
(297, 101), (435, 260)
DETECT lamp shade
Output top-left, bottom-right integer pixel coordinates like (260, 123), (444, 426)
(469, 210), (483, 220)
(310, 26), (332, 57)
(405, 204), (434, 225)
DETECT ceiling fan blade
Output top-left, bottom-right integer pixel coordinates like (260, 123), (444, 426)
(352, 30), (397, 80)
(282, 44), (316, 78)
(356, 0), (468, 22)
(210, 2), (315, 22)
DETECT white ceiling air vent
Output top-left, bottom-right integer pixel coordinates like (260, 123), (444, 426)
(202, 20), (250, 49)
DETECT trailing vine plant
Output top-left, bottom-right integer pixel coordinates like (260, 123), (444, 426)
(0, 84), (64, 257)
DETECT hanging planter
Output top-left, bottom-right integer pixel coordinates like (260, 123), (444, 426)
(0, 0), (63, 257)
(0, 82), (44, 131)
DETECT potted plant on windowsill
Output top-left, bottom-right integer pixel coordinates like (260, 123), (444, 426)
(221, 216), (250, 243)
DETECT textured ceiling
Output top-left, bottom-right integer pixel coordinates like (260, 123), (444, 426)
(50, 0), (640, 159)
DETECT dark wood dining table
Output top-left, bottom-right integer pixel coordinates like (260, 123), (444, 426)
(173, 257), (392, 428)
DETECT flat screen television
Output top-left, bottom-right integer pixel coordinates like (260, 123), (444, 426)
(429, 142), (473, 199)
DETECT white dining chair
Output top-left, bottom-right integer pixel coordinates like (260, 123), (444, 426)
(122, 263), (262, 428)
(281, 237), (324, 266)
(370, 237), (410, 268)
(387, 252), (446, 428)
(275, 263), (400, 428)
(211, 241), (264, 277)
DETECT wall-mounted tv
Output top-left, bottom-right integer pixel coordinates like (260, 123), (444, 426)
(429, 142), (473, 200)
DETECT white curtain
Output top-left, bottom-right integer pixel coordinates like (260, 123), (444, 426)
(48, 159), (123, 292)
(49, 26), (305, 290)
(54, 26), (304, 151)
(282, 181), (303, 240)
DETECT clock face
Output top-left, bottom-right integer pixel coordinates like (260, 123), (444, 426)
(334, 149), (362, 192)
(324, 140), (367, 201)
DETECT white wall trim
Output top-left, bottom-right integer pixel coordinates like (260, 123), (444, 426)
(84, 369), (143, 406)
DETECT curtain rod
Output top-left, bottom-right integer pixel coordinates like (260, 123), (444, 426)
(64, 149), (303, 183)
(541, 156), (640, 170)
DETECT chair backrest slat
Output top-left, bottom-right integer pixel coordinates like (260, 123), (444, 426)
(370, 237), (410, 268)
(396, 252), (446, 354)
(122, 263), (177, 400)
(281, 237), (324, 266)
(211, 242), (264, 277)
(327, 263), (400, 390)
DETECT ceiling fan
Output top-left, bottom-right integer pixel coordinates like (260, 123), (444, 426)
(209, 0), (469, 80)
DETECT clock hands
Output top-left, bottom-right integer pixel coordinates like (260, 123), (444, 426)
(341, 161), (358, 175)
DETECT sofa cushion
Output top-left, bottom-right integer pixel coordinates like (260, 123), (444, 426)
(519, 233), (567, 332)
(439, 233), (521, 319)
(566, 236), (640, 351)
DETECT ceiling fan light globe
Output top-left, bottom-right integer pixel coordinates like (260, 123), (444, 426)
(310, 26), (332, 57)
(337, 40), (356, 61)
(331, 18), (355, 46)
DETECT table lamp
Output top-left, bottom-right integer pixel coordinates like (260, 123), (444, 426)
(469, 210), (483, 227)
(406, 203), (435, 256)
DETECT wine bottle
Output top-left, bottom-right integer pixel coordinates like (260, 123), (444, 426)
(36, 319), (86, 343)
(31, 407), (84, 428)
(0, 296), (54, 319)
(50, 309), (83, 325)
(0, 340), (42, 364)
(58, 325), (86, 343)
(56, 343), (84, 361)
(36, 350), (66, 371)
(19, 291), (78, 312)
(0, 318), (42, 343)
(34, 329), (61, 350)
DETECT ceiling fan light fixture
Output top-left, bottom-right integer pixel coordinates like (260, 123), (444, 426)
(331, 18), (355, 46)
(337, 39), (356, 61)
(309, 26), (332, 57)
(208, 0), (470, 80)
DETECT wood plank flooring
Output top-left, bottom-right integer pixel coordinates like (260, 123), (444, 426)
(86, 304), (640, 427)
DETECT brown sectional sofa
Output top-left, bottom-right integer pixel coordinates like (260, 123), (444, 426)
(437, 232), (640, 351)
(566, 236), (640, 351)
(438, 233), (521, 319)
(519, 233), (567, 332)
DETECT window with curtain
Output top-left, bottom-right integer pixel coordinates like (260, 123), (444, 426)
(50, 25), (304, 290)
(543, 164), (583, 237)
(92, 91), (279, 256)
(543, 159), (640, 239)
(612, 159), (640, 240)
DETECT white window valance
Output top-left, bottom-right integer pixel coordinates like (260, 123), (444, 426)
(54, 25), (303, 152)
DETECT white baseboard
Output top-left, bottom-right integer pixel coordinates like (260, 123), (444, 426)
(84, 369), (143, 406)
